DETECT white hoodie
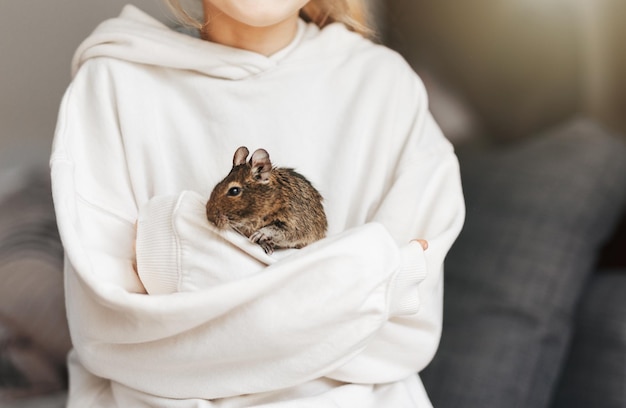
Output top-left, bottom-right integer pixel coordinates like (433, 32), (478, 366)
(50, 5), (465, 407)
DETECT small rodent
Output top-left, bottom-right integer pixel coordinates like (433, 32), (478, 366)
(206, 146), (328, 254)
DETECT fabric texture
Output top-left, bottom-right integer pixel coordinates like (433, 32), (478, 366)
(50, 5), (465, 407)
(0, 170), (69, 401)
(551, 270), (626, 408)
(420, 118), (626, 408)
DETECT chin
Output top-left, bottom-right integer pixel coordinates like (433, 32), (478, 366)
(208, 0), (307, 28)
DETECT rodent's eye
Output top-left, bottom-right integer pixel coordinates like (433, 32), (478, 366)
(227, 187), (242, 197)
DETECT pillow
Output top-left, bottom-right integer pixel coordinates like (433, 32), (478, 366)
(551, 270), (626, 408)
(0, 169), (69, 401)
(420, 118), (626, 407)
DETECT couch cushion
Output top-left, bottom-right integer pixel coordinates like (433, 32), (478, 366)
(551, 270), (626, 408)
(420, 119), (626, 408)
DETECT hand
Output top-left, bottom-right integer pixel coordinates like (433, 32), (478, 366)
(412, 239), (428, 251)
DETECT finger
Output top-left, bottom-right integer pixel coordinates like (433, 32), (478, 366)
(411, 239), (428, 251)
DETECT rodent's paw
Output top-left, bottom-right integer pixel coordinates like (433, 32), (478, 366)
(250, 229), (275, 255)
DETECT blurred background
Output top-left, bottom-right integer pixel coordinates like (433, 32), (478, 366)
(0, 1), (168, 182)
(2, 0), (624, 176)
(0, 0), (626, 178)
(384, 0), (625, 143)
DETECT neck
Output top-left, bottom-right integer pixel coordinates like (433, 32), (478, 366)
(201, 6), (299, 56)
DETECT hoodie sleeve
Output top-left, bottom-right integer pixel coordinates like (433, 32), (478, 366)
(133, 191), (430, 391)
(135, 140), (464, 388)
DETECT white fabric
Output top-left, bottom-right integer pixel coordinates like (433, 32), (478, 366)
(51, 5), (465, 407)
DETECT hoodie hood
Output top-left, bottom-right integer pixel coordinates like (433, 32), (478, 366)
(71, 5), (357, 81)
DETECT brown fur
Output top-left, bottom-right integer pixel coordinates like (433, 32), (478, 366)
(206, 146), (327, 254)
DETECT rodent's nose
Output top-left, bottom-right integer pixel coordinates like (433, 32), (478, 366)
(206, 204), (228, 229)
(214, 214), (228, 229)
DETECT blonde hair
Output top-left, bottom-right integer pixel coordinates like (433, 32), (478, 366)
(164, 0), (374, 38)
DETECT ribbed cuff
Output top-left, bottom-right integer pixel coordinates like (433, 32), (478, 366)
(135, 195), (182, 295)
(388, 241), (427, 316)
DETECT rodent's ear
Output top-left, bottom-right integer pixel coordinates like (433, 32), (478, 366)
(233, 146), (250, 167)
(250, 149), (272, 183)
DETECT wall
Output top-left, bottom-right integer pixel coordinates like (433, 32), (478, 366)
(385, 0), (625, 142)
(0, 1), (169, 175)
(585, 0), (626, 132)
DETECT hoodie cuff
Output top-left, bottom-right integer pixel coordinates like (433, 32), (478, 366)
(388, 241), (428, 317)
(136, 195), (182, 295)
